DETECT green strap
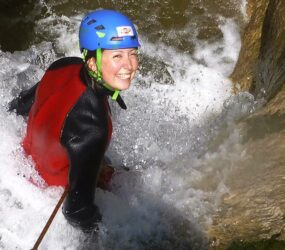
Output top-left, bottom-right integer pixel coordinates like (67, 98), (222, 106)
(103, 83), (120, 100)
(83, 48), (120, 101)
(96, 49), (102, 81)
(111, 90), (120, 100)
(82, 49), (88, 62)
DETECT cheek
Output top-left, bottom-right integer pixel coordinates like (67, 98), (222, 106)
(102, 60), (120, 77)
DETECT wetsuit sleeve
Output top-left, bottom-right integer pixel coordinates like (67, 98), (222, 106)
(61, 88), (109, 193)
(8, 82), (39, 116)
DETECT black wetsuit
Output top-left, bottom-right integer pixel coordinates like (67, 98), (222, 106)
(9, 57), (126, 230)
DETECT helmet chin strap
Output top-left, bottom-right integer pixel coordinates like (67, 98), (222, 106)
(83, 48), (120, 101)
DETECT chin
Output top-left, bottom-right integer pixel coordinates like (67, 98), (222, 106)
(114, 81), (131, 90)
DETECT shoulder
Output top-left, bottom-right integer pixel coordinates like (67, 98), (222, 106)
(74, 88), (108, 116)
(61, 88), (109, 145)
(67, 88), (109, 128)
(47, 57), (83, 71)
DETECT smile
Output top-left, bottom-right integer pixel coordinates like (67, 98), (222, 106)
(117, 73), (131, 80)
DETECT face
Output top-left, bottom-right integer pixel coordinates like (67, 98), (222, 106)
(102, 48), (139, 90)
(88, 48), (139, 90)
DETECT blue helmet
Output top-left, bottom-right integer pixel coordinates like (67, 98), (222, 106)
(79, 9), (140, 51)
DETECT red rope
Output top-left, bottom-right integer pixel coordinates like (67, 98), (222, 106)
(32, 188), (68, 250)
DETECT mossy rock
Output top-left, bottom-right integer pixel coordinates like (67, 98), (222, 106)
(227, 239), (285, 250)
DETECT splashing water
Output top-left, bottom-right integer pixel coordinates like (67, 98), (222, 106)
(0, 4), (260, 250)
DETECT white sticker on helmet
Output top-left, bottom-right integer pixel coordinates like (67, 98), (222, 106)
(116, 26), (134, 37)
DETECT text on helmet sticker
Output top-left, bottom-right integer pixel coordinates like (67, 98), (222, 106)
(116, 26), (134, 37)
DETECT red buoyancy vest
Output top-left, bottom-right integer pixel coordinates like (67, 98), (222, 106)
(23, 63), (112, 187)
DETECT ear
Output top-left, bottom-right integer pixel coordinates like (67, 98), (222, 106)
(87, 57), (97, 72)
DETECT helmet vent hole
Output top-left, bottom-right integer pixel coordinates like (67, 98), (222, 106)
(111, 37), (123, 41)
(95, 25), (105, 30)
(87, 19), (96, 25)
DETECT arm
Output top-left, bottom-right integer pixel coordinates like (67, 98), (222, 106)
(61, 88), (109, 207)
(8, 82), (39, 116)
(8, 57), (83, 117)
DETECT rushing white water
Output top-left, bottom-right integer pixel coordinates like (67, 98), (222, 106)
(0, 6), (260, 250)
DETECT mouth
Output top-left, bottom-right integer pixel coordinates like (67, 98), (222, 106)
(116, 73), (132, 80)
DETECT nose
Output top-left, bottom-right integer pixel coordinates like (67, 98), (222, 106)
(122, 55), (133, 70)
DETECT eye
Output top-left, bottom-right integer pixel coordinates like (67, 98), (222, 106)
(130, 50), (138, 56)
(113, 54), (122, 59)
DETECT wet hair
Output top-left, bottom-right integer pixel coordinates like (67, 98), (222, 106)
(84, 49), (104, 63)
(84, 50), (96, 62)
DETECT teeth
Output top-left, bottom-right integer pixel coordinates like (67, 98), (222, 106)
(117, 74), (131, 79)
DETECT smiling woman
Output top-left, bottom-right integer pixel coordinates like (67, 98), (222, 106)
(95, 48), (139, 90)
(8, 9), (140, 232)
(85, 48), (139, 91)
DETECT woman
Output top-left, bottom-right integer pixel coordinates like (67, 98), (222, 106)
(9, 9), (140, 231)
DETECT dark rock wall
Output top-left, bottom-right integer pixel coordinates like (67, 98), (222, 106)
(253, 0), (285, 101)
(208, 1), (285, 248)
(231, 0), (285, 106)
(231, 0), (269, 93)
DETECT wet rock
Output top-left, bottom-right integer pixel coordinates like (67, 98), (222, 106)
(230, 0), (270, 94)
(208, 1), (285, 248)
(137, 54), (175, 86)
(252, 0), (285, 101)
(0, 0), (44, 52)
(256, 82), (285, 115)
(209, 124), (285, 249)
(231, 0), (285, 103)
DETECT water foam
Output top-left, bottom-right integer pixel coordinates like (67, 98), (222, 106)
(0, 10), (254, 250)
